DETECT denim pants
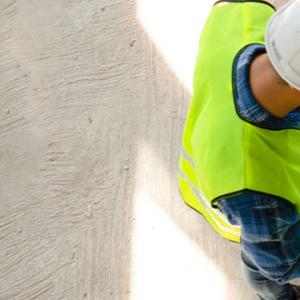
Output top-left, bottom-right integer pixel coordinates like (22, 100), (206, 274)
(217, 191), (300, 300)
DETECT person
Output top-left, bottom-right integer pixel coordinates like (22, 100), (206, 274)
(177, 0), (300, 299)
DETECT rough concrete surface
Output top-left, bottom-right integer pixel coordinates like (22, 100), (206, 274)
(0, 0), (288, 299)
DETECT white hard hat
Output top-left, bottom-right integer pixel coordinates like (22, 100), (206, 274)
(265, 0), (300, 90)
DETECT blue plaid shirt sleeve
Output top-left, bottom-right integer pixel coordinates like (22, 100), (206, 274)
(233, 44), (300, 130)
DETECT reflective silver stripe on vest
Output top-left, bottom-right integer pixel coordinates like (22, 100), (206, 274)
(178, 166), (206, 208)
(177, 166), (186, 181)
(181, 148), (195, 168)
(178, 166), (240, 235)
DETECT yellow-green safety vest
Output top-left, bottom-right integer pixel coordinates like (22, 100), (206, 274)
(178, 1), (300, 243)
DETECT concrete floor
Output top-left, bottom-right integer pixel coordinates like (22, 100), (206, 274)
(0, 0), (287, 299)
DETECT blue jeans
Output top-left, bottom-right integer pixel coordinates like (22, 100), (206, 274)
(218, 191), (300, 300)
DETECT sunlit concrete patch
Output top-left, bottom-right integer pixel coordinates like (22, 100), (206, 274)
(131, 142), (227, 300)
(137, 0), (212, 92)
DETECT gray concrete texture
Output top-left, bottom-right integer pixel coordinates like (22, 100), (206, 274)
(0, 0), (289, 299)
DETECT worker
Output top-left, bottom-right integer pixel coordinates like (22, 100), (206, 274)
(177, 0), (300, 299)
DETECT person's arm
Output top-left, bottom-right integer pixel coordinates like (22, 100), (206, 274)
(249, 53), (300, 118)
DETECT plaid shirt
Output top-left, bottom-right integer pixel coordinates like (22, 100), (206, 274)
(218, 44), (300, 284)
(234, 44), (300, 129)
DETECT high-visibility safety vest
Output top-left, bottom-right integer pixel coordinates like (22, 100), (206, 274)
(178, 0), (300, 243)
